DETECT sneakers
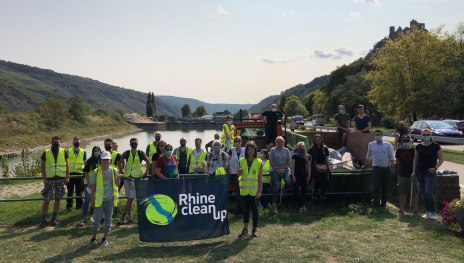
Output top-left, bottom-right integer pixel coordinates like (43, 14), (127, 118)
(299, 206), (307, 213)
(238, 228), (248, 238)
(50, 219), (58, 227)
(79, 219), (86, 227)
(90, 238), (98, 247)
(251, 228), (258, 237)
(266, 203), (272, 210)
(39, 220), (48, 228)
(422, 212), (431, 219)
(101, 237), (108, 246)
(90, 216), (95, 223)
(271, 204), (278, 215)
(429, 212), (438, 220)
(118, 214), (127, 225)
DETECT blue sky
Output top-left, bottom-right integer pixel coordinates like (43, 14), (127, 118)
(0, 0), (463, 104)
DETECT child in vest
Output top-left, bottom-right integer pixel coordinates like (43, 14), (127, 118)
(89, 151), (122, 247)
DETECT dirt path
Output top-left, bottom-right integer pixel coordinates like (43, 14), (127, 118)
(0, 181), (42, 199)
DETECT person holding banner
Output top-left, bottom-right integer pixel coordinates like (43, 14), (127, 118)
(395, 135), (418, 215)
(155, 144), (179, 179)
(89, 151), (122, 247)
(150, 140), (166, 177)
(238, 140), (263, 238)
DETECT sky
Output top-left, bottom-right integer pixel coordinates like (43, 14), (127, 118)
(0, 0), (463, 104)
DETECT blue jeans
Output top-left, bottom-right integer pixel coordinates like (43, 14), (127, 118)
(416, 170), (437, 213)
(270, 170), (285, 205)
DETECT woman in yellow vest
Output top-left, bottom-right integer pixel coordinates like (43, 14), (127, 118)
(80, 146), (101, 226)
(258, 149), (271, 209)
(221, 115), (235, 152)
(89, 151), (122, 247)
(237, 140), (263, 238)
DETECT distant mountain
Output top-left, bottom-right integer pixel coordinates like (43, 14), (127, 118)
(249, 75), (329, 114)
(0, 60), (252, 117)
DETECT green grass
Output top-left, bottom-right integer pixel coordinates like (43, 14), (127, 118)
(443, 149), (464, 165)
(1, 197), (463, 263)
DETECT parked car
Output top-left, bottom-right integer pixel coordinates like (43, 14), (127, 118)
(410, 120), (463, 141)
(292, 115), (305, 125)
(311, 114), (327, 126)
(443, 119), (464, 132)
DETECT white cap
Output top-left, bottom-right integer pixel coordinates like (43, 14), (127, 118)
(100, 151), (112, 160)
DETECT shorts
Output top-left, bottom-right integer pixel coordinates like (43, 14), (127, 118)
(398, 176), (418, 195)
(123, 179), (136, 199)
(43, 178), (66, 201)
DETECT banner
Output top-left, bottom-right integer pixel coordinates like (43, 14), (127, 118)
(135, 175), (230, 242)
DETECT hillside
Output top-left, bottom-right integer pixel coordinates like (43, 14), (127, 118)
(0, 60), (252, 117)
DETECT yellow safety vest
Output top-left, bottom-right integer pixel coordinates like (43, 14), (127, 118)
(94, 167), (119, 208)
(147, 142), (157, 162)
(125, 150), (143, 178)
(111, 151), (119, 168)
(188, 150), (207, 174)
(45, 148), (67, 178)
(175, 147), (192, 160)
(221, 123), (235, 146)
(68, 148), (85, 174)
(215, 166), (227, 176)
(239, 157), (261, 196)
(262, 159), (271, 184)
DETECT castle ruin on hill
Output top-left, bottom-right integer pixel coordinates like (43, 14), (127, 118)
(389, 19), (427, 39)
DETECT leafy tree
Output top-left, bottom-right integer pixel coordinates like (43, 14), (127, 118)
(68, 96), (91, 122)
(278, 96), (286, 112)
(193, 106), (207, 117)
(146, 92), (154, 118)
(234, 109), (249, 119)
(181, 104), (191, 117)
(284, 95), (309, 117)
(151, 92), (156, 117)
(366, 28), (458, 121)
(311, 90), (327, 115)
(224, 109), (231, 115)
(303, 93), (314, 116)
(167, 116), (176, 122)
(37, 98), (68, 128)
(158, 115), (166, 122)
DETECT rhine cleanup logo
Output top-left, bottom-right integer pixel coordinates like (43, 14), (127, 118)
(141, 194), (178, 225)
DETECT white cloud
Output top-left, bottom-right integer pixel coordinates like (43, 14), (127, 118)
(354, 0), (379, 5)
(262, 53), (311, 64)
(313, 47), (354, 59)
(217, 5), (230, 17)
(349, 11), (361, 17)
(278, 10), (294, 19)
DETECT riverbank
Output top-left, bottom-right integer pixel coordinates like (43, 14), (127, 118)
(0, 112), (141, 157)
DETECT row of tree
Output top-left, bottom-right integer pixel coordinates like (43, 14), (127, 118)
(145, 92), (156, 118)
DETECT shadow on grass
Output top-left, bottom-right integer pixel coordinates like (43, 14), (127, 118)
(30, 226), (89, 242)
(95, 237), (251, 262)
(41, 243), (92, 263)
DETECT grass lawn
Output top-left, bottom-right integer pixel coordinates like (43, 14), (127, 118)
(1, 196), (463, 263)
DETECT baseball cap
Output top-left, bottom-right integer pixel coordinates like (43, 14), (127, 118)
(100, 151), (112, 160)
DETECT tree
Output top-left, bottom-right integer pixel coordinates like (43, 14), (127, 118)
(181, 104), (191, 117)
(224, 109), (231, 115)
(151, 92), (156, 117)
(68, 96), (90, 122)
(366, 28), (459, 121)
(37, 98), (68, 128)
(234, 109), (249, 119)
(283, 95), (309, 117)
(193, 106), (207, 117)
(303, 93), (314, 116)
(278, 96), (286, 112)
(146, 92), (154, 118)
(311, 90), (327, 115)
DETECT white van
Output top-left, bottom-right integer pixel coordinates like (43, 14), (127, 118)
(311, 114), (326, 126)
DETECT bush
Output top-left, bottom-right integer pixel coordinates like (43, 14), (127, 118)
(95, 108), (109, 116)
(382, 117), (395, 129)
(36, 98), (68, 128)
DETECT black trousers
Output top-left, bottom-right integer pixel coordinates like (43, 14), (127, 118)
(294, 172), (308, 208)
(229, 174), (243, 214)
(313, 171), (329, 194)
(372, 166), (391, 207)
(242, 195), (258, 229)
(66, 175), (84, 209)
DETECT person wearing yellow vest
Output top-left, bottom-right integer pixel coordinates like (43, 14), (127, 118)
(206, 140), (229, 176)
(119, 138), (149, 224)
(79, 146), (102, 226)
(173, 137), (192, 175)
(89, 151), (122, 247)
(189, 138), (207, 174)
(104, 138), (122, 170)
(228, 136), (245, 214)
(237, 140), (263, 238)
(221, 115), (235, 152)
(40, 136), (70, 227)
(145, 131), (162, 175)
(258, 149), (272, 210)
(66, 137), (87, 211)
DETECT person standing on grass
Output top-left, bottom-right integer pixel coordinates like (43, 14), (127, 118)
(40, 136), (70, 227)
(366, 130), (395, 208)
(238, 141), (263, 238)
(80, 146), (101, 226)
(309, 134), (330, 200)
(89, 151), (122, 247)
(292, 141), (311, 212)
(119, 138), (149, 224)
(228, 136), (245, 214)
(413, 128), (444, 220)
(269, 136), (291, 214)
(353, 104), (371, 133)
(395, 136), (418, 215)
(66, 137), (87, 211)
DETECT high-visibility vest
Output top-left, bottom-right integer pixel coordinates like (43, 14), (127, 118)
(45, 148), (67, 178)
(221, 124), (235, 146)
(94, 167), (119, 208)
(215, 166), (227, 176)
(262, 159), (271, 184)
(175, 146), (192, 160)
(68, 148), (85, 174)
(188, 149), (207, 174)
(111, 151), (119, 168)
(124, 150), (143, 178)
(239, 157), (261, 196)
(147, 142), (157, 162)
